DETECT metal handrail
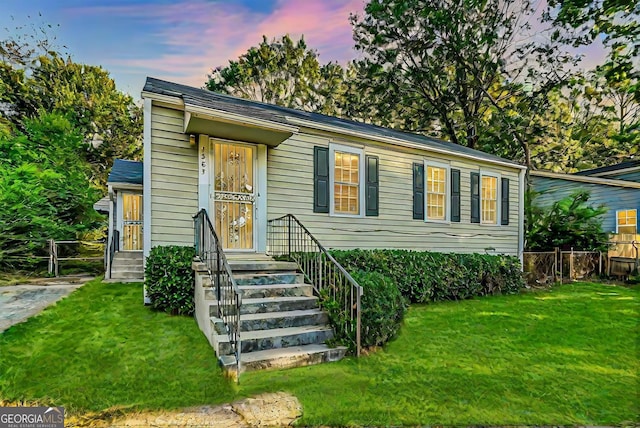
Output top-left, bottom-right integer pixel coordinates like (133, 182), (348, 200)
(267, 214), (362, 356)
(193, 209), (242, 377)
(108, 230), (119, 278)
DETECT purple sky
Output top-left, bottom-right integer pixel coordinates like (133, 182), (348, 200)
(1, 0), (607, 99)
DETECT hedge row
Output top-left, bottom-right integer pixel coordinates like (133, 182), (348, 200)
(332, 249), (525, 304)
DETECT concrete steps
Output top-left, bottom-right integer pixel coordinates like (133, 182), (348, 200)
(110, 251), (144, 280)
(194, 255), (346, 375)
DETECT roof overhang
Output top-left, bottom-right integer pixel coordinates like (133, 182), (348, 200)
(531, 170), (640, 189)
(285, 116), (527, 171)
(107, 182), (143, 196)
(587, 165), (640, 178)
(142, 91), (298, 147)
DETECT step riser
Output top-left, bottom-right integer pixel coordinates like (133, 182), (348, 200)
(241, 347), (346, 372)
(228, 261), (298, 272)
(241, 329), (334, 353)
(111, 266), (144, 273)
(209, 298), (319, 317)
(241, 298), (318, 315)
(110, 272), (144, 279)
(204, 285), (313, 300)
(241, 313), (328, 331)
(240, 285), (313, 299)
(234, 273), (303, 286)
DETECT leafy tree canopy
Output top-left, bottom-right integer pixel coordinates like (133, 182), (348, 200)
(0, 113), (102, 269)
(206, 34), (349, 115)
(0, 22), (142, 188)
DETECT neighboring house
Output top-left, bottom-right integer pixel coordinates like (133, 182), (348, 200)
(140, 77), (527, 259)
(530, 164), (639, 237)
(104, 159), (144, 281)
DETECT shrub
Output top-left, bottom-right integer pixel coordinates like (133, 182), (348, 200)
(331, 249), (524, 304)
(145, 245), (195, 315)
(526, 190), (608, 251)
(321, 270), (406, 351)
(355, 271), (407, 348)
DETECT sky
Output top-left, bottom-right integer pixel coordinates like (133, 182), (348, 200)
(1, 0), (607, 99)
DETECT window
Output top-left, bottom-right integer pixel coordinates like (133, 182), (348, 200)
(425, 161), (450, 221)
(617, 209), (637, 234)
(330, 144), (364, 216)
(481, 173), (499, 224)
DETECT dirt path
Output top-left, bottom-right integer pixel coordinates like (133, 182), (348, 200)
(71, 392), (303, 427)
(0, 276), (93, 333)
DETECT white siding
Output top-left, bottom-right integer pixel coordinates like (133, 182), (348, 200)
(150, 105), (198, 247)
(267, 132), (521, 255)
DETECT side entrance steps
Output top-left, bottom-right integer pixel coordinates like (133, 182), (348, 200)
(109, 251), (144, 281)
(193, 257), (346, 375)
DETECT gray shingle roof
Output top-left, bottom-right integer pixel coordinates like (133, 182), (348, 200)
(573, 160), (640, 176)
(143, 77), (523, 168)
(108, 159), (143, 185)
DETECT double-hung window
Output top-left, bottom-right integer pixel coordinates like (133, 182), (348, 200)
(617, 209), (637, 234)
(481, 173), (499, 224)
(330, 144), (365, 216)
(425, 161), (450, 221)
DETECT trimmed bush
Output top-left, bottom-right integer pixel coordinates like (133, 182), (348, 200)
(355, 271), (407, 348)
(321, 270), (406, 351)
(145, 245), (196, 315)
(331, 249), (524, 304)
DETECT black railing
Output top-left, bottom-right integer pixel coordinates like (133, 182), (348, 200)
(193, 209), (242, 375)
(267, 214), (362, 356)
(107, 230), (119, 278)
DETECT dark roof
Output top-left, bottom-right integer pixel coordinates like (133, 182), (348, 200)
(143, 77), (523, 168)
(108, 159), (143, 185)
(574, 159), (640, 176)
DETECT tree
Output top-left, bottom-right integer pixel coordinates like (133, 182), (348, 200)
(351, 0), (556, 148)
(1, 23), (142, 189)
(0, 113), (102, 269)
(206, 35), (348, 114)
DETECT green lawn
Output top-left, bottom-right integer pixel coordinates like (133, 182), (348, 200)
(0, 279), (236, 414)
(0, 280), (637, 425)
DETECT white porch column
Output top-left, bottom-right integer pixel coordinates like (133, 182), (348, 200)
(198, 134), (210, 211)
(256, 144), (268, 253)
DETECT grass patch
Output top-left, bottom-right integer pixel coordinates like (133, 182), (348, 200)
(1, 280), (637, 425)
(240, 282), (639, 426)
(0, 279), (236, 414)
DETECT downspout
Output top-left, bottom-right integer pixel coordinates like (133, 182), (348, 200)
(106, 186), (114, 280)
(518, 167), (526, 267)
(143, 97), (152, 304)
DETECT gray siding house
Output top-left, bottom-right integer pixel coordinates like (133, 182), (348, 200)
(530, 163), (639, 237)
(140, 77), (527, 260)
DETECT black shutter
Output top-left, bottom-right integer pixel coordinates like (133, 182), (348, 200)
(471, 172), (480, 223)
(451, 168), (460, 222)
(413, 163), (424, 220)
(365, 155), (379, 216)
(313, 146), (330, 213)
(501, 177), (510, 225)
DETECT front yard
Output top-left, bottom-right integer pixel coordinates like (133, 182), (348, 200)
(0, 279), (637, 425)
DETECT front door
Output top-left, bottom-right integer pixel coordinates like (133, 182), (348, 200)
(122, 193), (143, 251)
(212, 141), (255, 250)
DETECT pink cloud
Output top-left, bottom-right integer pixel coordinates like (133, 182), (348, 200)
(69, 0), (364, 88)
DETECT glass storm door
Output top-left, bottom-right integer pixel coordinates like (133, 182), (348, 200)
(213, 142), (255, 250)
(122, 193), (143, 250)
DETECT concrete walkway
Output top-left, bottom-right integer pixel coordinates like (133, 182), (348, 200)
(0, 276), (94, 333)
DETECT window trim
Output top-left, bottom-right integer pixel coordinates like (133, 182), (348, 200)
(424, 159), (451, 223)
(616, 209), (637, 234)
(329, 143), (365, 218)
(480, 170), (501, 226)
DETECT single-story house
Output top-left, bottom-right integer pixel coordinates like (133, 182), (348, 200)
(139, 77), (527, 261)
